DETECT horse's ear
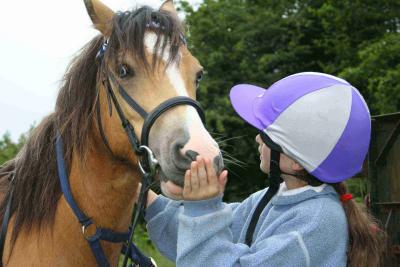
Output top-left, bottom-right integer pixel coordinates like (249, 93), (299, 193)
(160, 0), (179, 18)
(83, 0), (114, 36)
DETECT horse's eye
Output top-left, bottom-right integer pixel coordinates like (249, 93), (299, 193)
(195, 70), (204, 89)
(118, 64), (131, 78)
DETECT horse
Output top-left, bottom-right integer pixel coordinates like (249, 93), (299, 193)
(0, 0), (223, 265)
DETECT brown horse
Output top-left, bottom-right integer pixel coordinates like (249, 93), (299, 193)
(0, 0), (223, 265)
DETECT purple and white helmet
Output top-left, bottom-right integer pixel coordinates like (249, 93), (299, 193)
(229, 72), (371, 183)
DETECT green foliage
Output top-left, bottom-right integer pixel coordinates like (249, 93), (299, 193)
(0, 132), (26, 165)
(345, 178), (367, 204)
(341, 33), (400, 113)
(179, 0), (400, 201)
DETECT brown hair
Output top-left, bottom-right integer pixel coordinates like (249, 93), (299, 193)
(0, 5), (183, 245)
(331, 182), (387, 267)
(294, 170), (386, 266)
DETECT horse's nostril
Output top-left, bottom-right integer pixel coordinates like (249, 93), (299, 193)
(172, 139), (185, 155)
(213, 154), (225, 174)
(186, 150), (199, 161)
(170, 138), (222, 174)
(170, 139), (192, 171)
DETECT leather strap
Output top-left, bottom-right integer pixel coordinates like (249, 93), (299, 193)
(141, 96), (205, 146)
(96, 96), (114, 156)
(56, 136), (91, 224)
(103, 77), (142, 154)
(0, 187), (13, 267)
(108, 74), (148, 119)
(105, 72), (205, 148)
(260, 132), (283, 153)
(121, 172), (151, 267)
(122, 242), (154, 267)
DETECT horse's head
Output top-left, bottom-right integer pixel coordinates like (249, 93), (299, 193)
(84, 0), (223, 199)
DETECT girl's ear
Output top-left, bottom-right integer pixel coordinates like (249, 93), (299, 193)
(291, 161), (304, 172)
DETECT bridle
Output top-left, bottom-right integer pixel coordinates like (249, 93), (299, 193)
(98, 54), (205, 266)
(0, 35), (205, 267)
(89, 35), (205, 266)
(98, 68), (205, 174)
(98, 35), (205, 266)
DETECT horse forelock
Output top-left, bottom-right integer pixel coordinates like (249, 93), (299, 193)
(103, 6), (184, 72)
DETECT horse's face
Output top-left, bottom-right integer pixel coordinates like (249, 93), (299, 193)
(111, 34), (223, 199)
(85, 0), (223, 199)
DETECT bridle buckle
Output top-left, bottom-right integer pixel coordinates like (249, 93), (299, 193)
(138, 145), (159, 176)
(82, 223), (99, 240)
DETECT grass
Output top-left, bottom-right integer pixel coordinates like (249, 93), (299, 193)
(119, 224), (175, 267)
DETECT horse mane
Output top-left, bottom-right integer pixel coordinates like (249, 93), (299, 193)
(0, 6), (183, 245)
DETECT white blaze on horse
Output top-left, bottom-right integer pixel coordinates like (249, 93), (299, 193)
(0, 0), (223, 266)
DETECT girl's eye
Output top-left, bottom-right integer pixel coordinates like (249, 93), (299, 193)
(118, 64), (131, 78)
(195, 70), (204, 89)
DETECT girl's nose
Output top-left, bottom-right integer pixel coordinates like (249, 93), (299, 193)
(255, 134), (261, 144)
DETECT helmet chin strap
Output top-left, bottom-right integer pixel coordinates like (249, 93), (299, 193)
(245, 146), (325, 246)
(245, 131), (324, 246)
(245, 149), (282, 246)
(275, 159), (324, 187)
(259, 131), (321, 184)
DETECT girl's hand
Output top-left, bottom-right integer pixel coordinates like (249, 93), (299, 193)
(183, 156), (228, 201)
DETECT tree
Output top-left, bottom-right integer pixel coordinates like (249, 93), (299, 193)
(0, 133), (26, 165)
(180, 0), (400, 200)
(341, 33), (400, 114)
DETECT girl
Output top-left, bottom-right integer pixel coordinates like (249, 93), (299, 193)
(144, 72), (385, 266)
